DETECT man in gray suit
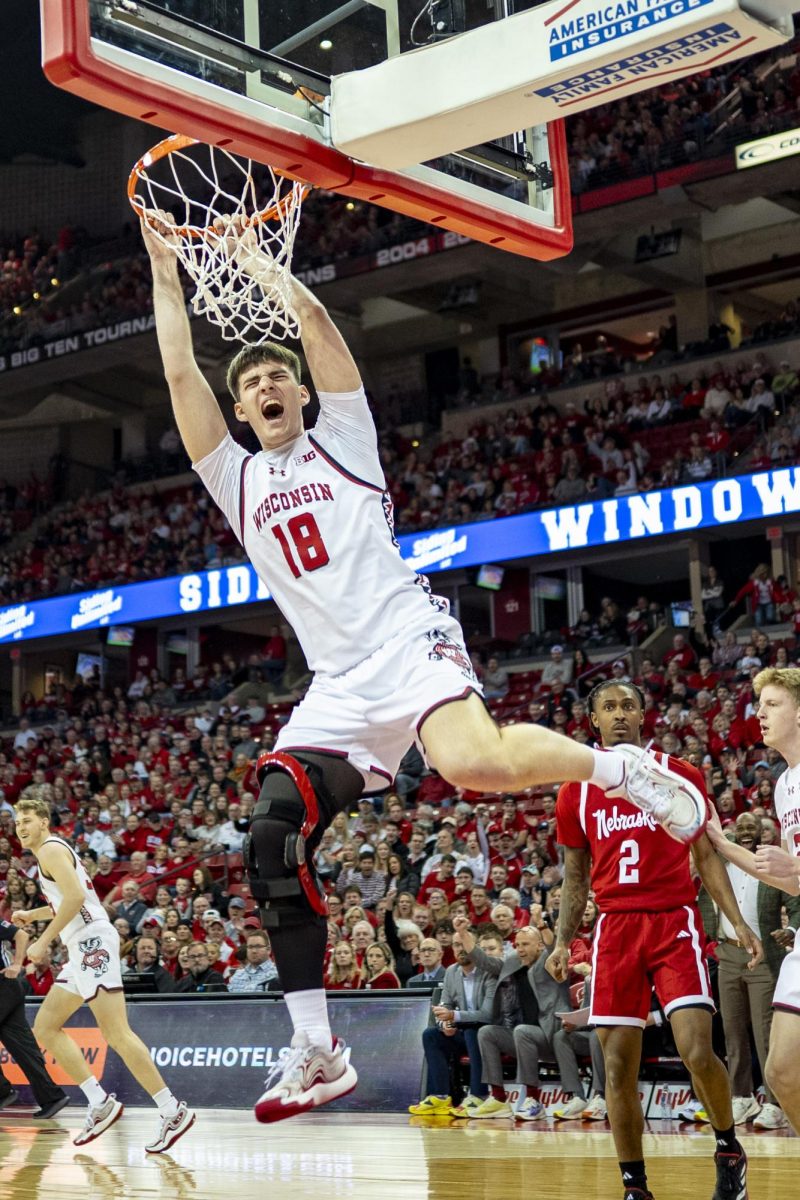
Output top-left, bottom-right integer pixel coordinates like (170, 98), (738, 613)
(455, 918), (582, 1120)
(408, 929), (500, 1118)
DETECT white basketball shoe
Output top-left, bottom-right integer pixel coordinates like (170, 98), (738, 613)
(255, 1033), (357, 1124)
(609, 743), (707, 844)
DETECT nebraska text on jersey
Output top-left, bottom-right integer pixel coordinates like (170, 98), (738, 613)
(594, 805), (659, 839)
(252, 481), (334, 530)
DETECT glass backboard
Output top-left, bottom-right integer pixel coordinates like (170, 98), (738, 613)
(41, 1), (572, 259)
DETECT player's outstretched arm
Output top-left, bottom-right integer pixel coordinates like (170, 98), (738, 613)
(291, 275), (362, 395)
(705, 819), (800, 896)
(692, 833), (763, 968)
(227, 220), (361, 394)
(547, 846), (590, 982)
(141, 215), (228, 462)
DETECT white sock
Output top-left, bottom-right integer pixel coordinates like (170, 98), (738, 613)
(285, 988), (333, 1049)
(152, 1086), (180, 1118)
(79, 1076), (107, 1107)
(589, 747), (624, 790)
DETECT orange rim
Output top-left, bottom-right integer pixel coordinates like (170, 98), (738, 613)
(128, 133), (309, 239)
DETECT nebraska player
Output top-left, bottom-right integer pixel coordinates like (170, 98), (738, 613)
(706, 667), (800, 1137)
(143, 211), (707, 1124)
(548, 681), (760, 1200)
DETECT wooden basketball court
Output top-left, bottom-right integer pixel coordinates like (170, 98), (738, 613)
(0, 1110), (795, 1199)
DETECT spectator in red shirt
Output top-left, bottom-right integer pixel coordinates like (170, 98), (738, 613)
(159, 931), (181, 977)
(90, 853), (121, 900)
(142, 809), (171, 856)
(731, 563), (776, 626)
(468, 884), (494, 925)
(418, 855), (459, 904)
(686, 657), (721, 692)
(662, 632), (697, 671)
(23, 943), (56, 996)
(326, 941), (362, 990)
(105, 851), (158, 904)
(115, 812), (150, 859)
(497, 795), (528, 849)
(490, 831), (524, 887)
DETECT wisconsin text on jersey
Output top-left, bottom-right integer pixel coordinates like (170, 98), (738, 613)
(252, 482), (334, 531)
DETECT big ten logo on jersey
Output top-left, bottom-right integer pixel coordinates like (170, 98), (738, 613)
(293, 450), (316, 467)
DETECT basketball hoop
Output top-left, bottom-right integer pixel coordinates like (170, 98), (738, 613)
(129, 135), (309, 345)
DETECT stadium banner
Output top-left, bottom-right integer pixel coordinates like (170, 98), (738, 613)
(0, 233), (474, 374)
(735, 125), (800, 169)
(1, 465), (800, 648)
(3, 995), (429, 1110)
(2, 468), (799, 644)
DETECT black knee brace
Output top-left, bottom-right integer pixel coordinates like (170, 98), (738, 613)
(244, 750), (362, 930)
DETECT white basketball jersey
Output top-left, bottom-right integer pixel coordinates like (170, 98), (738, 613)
(775, 763), (800, 860)
(195, 386), (449, 675)
(37, 836), (109, 942)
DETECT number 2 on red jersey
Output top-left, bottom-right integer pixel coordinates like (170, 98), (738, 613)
(618, 839), (640, 884)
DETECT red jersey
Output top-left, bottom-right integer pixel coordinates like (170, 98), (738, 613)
(557, 752), (709, 913)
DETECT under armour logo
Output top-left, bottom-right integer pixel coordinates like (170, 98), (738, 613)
(267, 465), (286, 477)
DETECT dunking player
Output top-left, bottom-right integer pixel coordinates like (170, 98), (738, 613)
(11, 794), (195, 1151)
(547, 681), (759, 1200)
(705, 667), (800, 1134)
(142, 213), (706, 1123)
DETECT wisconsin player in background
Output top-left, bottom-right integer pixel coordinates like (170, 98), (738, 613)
(706, 667), (800, 1135)
(142, 214), (705, 1123)
(547, 682), (760, 1200)
(11, 794), (195, 1152)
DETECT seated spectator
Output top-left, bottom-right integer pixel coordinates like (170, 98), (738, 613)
(405, 936), (446, 989)
(125, 935), (175, 993)
(483, 657), (510, 700)
(662, 632), (696, 671)
(227, 929), (279, 992)
(174, 942), (227, 992)
(408, 926), (500, 1117)
(22, 943), (55, 996)
(326, 940), (362, 990)
(541, 645), (574, 687)
(350, 919), (376, 966)
(462, 921), (575, 1119)
(111, 880), (149, 932)
(361, 943), (401, 989)
(335, 845), (387, 910)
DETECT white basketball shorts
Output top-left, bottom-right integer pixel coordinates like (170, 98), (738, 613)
(275, 612), (482, 791)
(54, 921), (124, 1001)
(773, 929), (800, 1015)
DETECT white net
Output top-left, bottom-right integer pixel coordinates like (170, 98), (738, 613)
(129, 135), (308, 345)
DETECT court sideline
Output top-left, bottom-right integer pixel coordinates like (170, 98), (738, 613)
(0, 1111), (795, 1199)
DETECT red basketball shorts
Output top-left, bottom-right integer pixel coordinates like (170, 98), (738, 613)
(589, 905), (714, 1027)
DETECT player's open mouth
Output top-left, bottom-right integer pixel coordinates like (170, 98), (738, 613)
(262, 401), (284, 421)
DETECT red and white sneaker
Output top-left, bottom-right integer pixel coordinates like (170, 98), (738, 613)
(145, 1101), (196, 1153)
(609, 743), (707, 844)
(73, 1094), (124, 1146)
(255, 1033), (357, 1124)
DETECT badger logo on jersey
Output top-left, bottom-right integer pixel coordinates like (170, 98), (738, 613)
(78, 936), (111, 978)
(426, 630), (475, 679)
